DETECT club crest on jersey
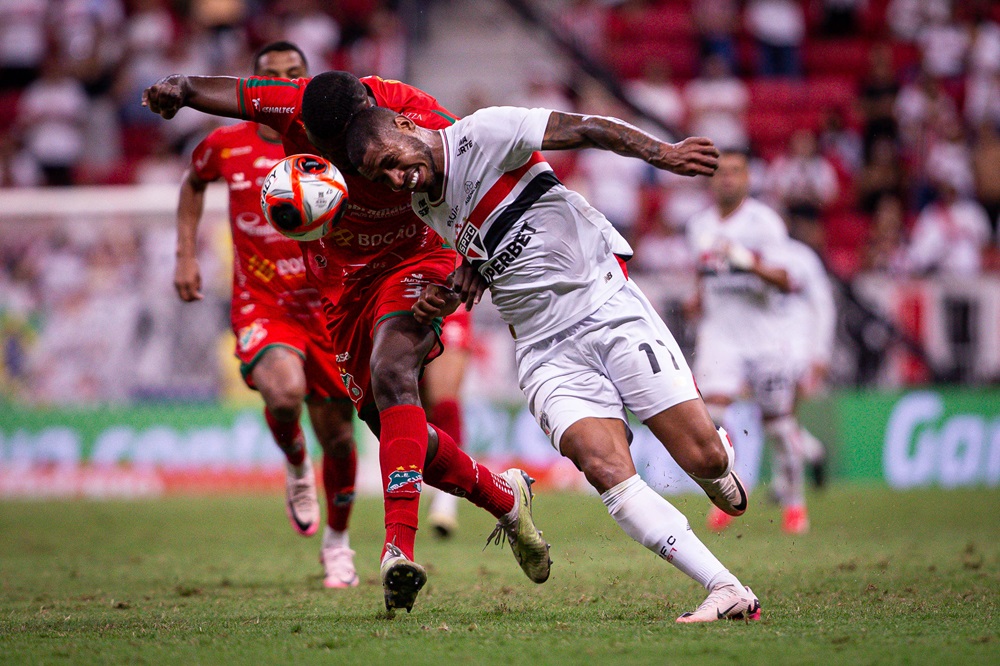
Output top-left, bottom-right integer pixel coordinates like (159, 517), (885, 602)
(386, 467), (422, 494)
(237, 321), (267, 352)
(456, 220), (488, 259)
(339, 369), (364, 405)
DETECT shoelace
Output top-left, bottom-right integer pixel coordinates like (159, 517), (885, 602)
(483, 521), (511, 552)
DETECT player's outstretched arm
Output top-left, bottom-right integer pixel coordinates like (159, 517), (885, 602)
(541, 111), (719, 177)
(174, 168), (210, 301)
(142, 75), (243, 120)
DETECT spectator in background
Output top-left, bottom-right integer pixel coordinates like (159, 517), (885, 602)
(818, 107), (863, 175)
(887, 0), (951, 42)
(624, 58), (685, 138)
(820, 0), (866, 37)
(556, 0), (608, 58)
(260, 0), (339, 73)
(114, 0), (183, 127)
(964, 8), (1000, 130)
(347, 5), (408, 83)
(907, 177), (991, 276)
(894, 68), (959, 173)
(858, 44), (901, 159)
(765, 129), (839, 248)
(923, 116), (973, 199)
(0, 0), (48, 91)
(0, 135), (43, 187)
(856, 136), (907, 213)
(915, 10), (970, 84)
(632, 206), (696, 275)
(744, 0), (805, 78)
(14, 53), (90, 186)
(683, 53), (749, 151)
(862, 194), (910, 275)
(692, 0), (738, 74)
(972, 122), (1000, 236)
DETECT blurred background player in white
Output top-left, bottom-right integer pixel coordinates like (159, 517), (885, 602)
(344, 105), (760, 623)
(761, 237), (838, 523)
(173, 42), (359, 588)
(686, 150), (814, 534)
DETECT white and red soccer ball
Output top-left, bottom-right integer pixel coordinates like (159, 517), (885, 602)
(261, 154), (348, 241)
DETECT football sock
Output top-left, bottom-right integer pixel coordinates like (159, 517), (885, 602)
(378, 405), (428, 560)
(765, 415), (806, 507)
(429, 398), (464, 448)
(602, 475), (741, 590)
(322, 448), (356, 532)
(424, 424), (515, 518)
(265, 407), (306, 468)
(322, 525), (349, 550)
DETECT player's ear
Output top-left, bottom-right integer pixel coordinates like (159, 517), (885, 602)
(394, 115), (416, 132)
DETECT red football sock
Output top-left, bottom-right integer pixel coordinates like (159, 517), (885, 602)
(323, 448), (356, 532)
(429, 398), (464, 449)
(264, 407), (305, 466)
(425, 425), (515, 519)
(379, 404), (428, 560)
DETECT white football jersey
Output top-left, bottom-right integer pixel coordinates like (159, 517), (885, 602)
(766, 239), (836, 367)
(686, 197), (789, 351)
(412, 106), (631, 345)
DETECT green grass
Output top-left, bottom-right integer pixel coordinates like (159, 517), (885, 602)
(1, 486), (998, 664)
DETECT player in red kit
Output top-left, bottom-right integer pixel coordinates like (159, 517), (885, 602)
(145, 70), (550, 613)
(173, 43), (358, 589)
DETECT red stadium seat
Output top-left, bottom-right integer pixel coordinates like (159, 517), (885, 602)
(804, 39), (871, 77)
(604, 39), (698, 81)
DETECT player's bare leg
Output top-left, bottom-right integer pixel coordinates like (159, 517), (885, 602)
(308, 399), (359, 587)
(421, 341), (471, 538)
(698, 395), (738, 530)
(253, 347), (320, 536)
(559, 416), (758, 623)
(643, 399), (749, 520)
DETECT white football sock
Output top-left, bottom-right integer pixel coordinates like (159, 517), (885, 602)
(323, 525), (349, 550)
(601, 475), (742, 590)
(765, 415), (805, 507)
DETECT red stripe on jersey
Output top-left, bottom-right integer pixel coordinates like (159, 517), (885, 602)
(615, 254), (629, 280)
(466, 152), (547, 232)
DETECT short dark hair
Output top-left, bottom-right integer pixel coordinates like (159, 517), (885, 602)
(253, 41), (308, 71)
(301, 71), (370, 145)
(345, 106), (400, 170)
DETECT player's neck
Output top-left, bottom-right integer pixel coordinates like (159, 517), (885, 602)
(427, 130), (446, 201)
(718, 196), (746, 219)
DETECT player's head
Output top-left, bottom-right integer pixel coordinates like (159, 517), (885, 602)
(301, 71), (372, 159)
(345, 106), (437, 193)
(253, 41), (308, 78)
(711, 149), (750, 209)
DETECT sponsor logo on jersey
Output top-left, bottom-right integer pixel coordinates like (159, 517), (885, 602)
(237, 321), (267, 352)
(539, 411), (551, 436)
(258, 105), (296, 114)
(234, 211), (281, 238)
(253, 156), (281, 170)
(386, 467), (423, 494)
(314, 254), (328, 268)
(230, 172), (253, 191)
(326, 227), (355, 247)
(335, 352), (351, 362)
(456, 135), (473, 156)
(221, 146), (253, 158)
(356, 223), (422, 248)
(193, 148), (212, 171)
(346, 202), (412, 220)
(240, 304), (255, 315)
(479, 223), (537, 284)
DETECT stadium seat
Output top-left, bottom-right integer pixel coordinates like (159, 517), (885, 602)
(804, 39), (871, 77)
(603, 39), (698, 81)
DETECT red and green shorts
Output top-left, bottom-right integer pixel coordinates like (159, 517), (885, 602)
(233, 310), (349, 401)
(322, 248), (456, 414)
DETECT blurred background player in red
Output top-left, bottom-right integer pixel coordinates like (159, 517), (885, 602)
(145, 69), (551, 613)
(173, 42), (358, 588)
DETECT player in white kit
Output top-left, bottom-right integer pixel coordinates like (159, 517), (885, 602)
(768, 238), (836, 501)
(686, 150), (812, 534)
(341, 105), (760, 623)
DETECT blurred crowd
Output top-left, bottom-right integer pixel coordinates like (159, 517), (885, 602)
(2, 0), (1000, 404)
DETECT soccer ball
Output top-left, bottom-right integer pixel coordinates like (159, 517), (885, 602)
(261, 154), (349, 241)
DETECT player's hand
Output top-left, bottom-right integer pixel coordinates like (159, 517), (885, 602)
(174, 255), (203, 301)
(725, 241), (757, 271)
(452, 258), (486, 311)
(656, 137), (719, 177)
(412, 283), (461, 325)
(142, 75), (188, 120)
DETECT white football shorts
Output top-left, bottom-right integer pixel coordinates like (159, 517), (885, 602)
(515, 280), (700, 452)
(693, 327), (802, 417)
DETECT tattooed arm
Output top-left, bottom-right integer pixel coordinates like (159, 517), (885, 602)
(541, 111), (719, 177)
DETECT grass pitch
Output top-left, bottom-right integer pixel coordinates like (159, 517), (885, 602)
(1, 485), (998, 664)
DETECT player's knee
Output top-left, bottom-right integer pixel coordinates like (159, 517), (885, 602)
(370, 355), (421, 406)
(686, 425), (730, 479)
(320, 424), (355, 457)
(562, 433), (633, 494)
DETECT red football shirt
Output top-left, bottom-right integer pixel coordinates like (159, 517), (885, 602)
(190, 122), (319, 322)
(235, 75), (458, 288)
